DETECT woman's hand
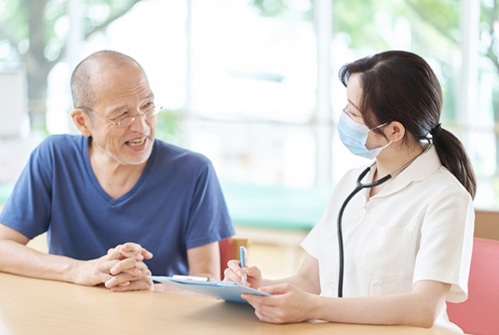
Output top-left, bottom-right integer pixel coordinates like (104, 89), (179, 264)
(223, 259), (263, 289)
(242, 283), (316, 324)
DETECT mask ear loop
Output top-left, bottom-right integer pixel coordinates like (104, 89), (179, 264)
(373, 140), (392, 152)
(365, 123), (391, 156)
(369, 122), (388, 131)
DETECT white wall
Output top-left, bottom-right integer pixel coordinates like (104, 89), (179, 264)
(0, 67), (29, 137)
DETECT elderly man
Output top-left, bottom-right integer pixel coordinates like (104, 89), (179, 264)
(0, 50), (234, 291)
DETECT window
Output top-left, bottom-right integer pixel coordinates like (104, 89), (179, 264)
(1, 0), (497, 209)
(186, 0), (317, 187)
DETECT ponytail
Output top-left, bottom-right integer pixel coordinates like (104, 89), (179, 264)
(431, 128), (476, 199)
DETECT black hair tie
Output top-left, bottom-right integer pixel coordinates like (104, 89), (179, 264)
(430, 123), (442, 136)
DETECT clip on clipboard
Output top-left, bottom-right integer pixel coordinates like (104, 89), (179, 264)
(150, 275), (270, 304)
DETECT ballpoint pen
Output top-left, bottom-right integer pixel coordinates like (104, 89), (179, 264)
(239, 246), (248, 285)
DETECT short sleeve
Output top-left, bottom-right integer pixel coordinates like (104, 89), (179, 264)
(413, 184), (474, 303)
(0, 140), (53, 239)
(184, 160), (235, 249)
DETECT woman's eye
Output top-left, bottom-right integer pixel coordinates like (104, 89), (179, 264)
(343, 106), (357, 118)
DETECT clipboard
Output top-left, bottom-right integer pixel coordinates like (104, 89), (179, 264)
(150, 275), (270, 304)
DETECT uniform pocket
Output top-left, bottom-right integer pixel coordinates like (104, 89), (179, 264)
(360, 226), (412, 278)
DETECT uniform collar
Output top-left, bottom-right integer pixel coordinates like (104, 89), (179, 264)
(368, 144), (441, 198)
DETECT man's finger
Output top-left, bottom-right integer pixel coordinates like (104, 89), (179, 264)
(110, 258), (142, 275)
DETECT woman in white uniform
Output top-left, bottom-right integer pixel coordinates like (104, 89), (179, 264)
(224, 50), (475, 332)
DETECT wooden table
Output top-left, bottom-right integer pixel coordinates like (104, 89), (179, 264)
(0, 272), (457, 335)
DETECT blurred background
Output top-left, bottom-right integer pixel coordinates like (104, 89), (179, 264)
(0, 0), (498, 275)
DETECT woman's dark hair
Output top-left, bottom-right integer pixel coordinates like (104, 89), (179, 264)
(339, 50), (476, 198)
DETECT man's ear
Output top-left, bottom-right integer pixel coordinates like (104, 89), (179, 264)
(385, 121), (405, 143)
(71, 109), (92, 137)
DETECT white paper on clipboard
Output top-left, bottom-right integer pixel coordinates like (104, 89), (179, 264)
(150, 275), (270, 304)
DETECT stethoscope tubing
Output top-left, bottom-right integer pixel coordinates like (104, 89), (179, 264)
(336, 166), (392, 298)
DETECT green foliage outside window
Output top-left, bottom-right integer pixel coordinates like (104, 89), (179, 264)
(0, 0), (145, 131)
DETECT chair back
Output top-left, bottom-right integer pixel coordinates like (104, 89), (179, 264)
(447, 237), (499, 335)
(219, 237), (249, 280)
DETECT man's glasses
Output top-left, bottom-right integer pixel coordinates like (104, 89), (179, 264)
(77, 106), (161, 128)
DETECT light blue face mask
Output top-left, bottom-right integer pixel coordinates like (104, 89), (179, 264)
(337, 111), (391, 159)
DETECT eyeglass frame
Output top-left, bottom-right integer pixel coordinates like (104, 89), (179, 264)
(76, 105), (161, 128)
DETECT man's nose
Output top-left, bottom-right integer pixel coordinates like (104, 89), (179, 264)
(129, 113), (149, 131)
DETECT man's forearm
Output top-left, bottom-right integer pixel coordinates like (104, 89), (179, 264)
(0, 240), (79, 283)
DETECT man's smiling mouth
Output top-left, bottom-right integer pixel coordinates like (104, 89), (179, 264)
(126, 137), (146, 146)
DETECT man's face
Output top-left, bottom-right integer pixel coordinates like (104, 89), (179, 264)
(88, 64), (157, 166)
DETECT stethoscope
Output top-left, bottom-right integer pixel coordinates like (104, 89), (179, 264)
(336, 143), (432, 298)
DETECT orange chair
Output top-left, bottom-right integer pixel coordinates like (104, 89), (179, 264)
(219, 237), (249, 280)
(447, 237), (499, 335)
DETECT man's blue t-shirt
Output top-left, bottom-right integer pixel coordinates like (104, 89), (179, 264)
(0, 135), (235, 275)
